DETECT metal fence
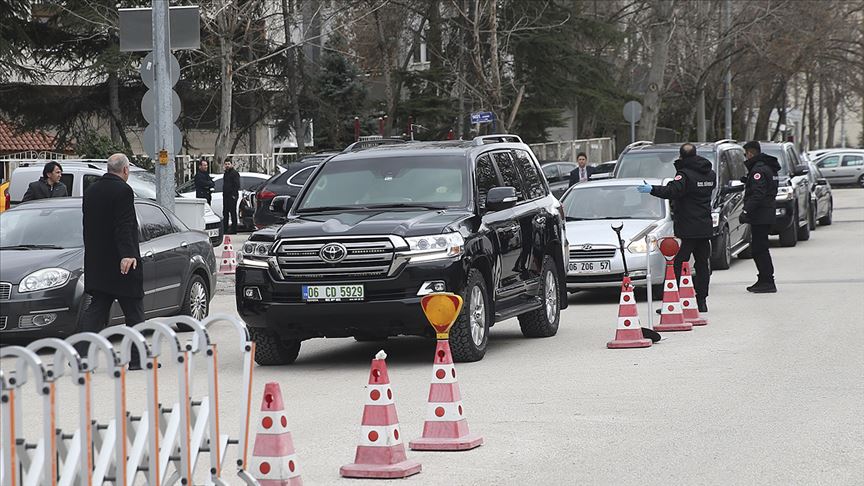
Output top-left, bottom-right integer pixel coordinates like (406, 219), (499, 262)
(529, 138), (616, 164)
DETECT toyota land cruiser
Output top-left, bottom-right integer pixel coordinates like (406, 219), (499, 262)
(236, 136), (568, 365)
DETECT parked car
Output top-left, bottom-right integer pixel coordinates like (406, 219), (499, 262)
(540, 161), (577, 198)
(612, 140), (749, 269)
(807, 162), (834, 226)
(178, 171), (270, 230)
(9, 161), (224, 246)
(561, 178), (672, 291)
(236, 135), (568, 365)
(758, 142), (812, 246)
(814, 149), (864, 187)
(252, 154), (337, 228)
(0, 197), (217, 341)
(592, 161), (617, 178)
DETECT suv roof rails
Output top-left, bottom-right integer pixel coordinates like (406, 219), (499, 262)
(625, 140), (654, 150)
(472, 134), (523, 146)
(340, 138), (407, 153)
(715, 138), (738, 145)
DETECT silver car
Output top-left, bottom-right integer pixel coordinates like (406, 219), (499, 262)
(561, 178), (673, 291)
(814, 150), (864, 187)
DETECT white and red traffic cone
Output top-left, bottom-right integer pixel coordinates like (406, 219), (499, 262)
(409, 339), (484, 451)
(340, 351), (421, 479)
(250, 382), (302, 486)
(219, 235), (237, 274)
(607, 276), (652, 348)
(655, 260), (693, 332)
(679, 262), (707, 326)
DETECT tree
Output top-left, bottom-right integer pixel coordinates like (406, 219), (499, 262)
(313, 34), (367, 149)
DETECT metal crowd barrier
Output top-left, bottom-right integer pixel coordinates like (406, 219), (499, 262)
(0, 314), (259, 486)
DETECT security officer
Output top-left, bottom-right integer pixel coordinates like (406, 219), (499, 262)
(637, 143), (715, 312)
(741, 141), (779, 293)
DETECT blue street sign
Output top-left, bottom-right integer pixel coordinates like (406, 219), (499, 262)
(470, 111), (495, 124)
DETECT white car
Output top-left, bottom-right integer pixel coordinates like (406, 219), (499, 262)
(178, 172), (270, 229)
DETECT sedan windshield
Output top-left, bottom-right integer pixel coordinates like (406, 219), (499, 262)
(297, 155), (468, 212)
(0, 207), (83, 249)
(616, 150), (715, 179)
(562, 185), (665, 220)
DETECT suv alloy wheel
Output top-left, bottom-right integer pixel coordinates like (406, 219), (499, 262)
(518, 256), (561, 337)
(778, 208), (798, 247)
(711, 226), (732, 270)
(450, 269), (491, 362)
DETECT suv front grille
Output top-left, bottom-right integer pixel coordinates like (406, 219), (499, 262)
(0, 316), (7, 330)
(0, 283), (11, 300)
(570, 248), (616, 259)
(275, 237), (397, 281)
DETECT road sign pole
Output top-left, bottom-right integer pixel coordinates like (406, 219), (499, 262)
(630, 118), (635, 145)
(152, 0), (175, 212)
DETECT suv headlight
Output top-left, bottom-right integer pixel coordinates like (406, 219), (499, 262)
(711, 212), (720, 227)
(403, 233), (465, 262)
(776, 186), (794, 201)
(19, 268), (71, 293)
(242, 241), (272, 257)
(627, 238), (657, 254)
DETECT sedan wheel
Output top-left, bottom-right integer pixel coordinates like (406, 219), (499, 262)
(189, 280), (208, 320)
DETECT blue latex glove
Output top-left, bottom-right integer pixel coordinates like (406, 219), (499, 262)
(636, 183), (653, 193)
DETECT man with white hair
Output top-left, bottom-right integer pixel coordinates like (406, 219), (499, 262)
(80, 153), (144, 368)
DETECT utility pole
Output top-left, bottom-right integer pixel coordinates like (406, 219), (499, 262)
(152, 0), (175, 212)
(723, 0), (732, 140)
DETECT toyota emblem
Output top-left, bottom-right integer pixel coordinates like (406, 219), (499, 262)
(581, 244), (592, 251)
(320, 243), (347, 263)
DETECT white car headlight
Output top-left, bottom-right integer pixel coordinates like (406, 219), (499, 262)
(711, 212), (720, 227)
(19, 268), (71, 293)
(403, 233), (465, 261)
(627, 238), (657, 254)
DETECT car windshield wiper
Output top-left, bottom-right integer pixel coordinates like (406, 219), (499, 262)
(361, 203), (449, 210)
(0, 244), (66, 250)
(565, 217), (587, 221)
(296, 205), (364, 213)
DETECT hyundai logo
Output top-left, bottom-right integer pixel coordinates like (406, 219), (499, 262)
(320, 243), (347, 263)
(581, 244), (593, 251)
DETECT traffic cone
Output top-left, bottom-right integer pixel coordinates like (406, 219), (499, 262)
(655, 260), (693, 332)
(340, 350), (421, 479)
(607, 276), (652, 348)
(409, 339), (484, 451)
(679, 262), (707, 326)
(250, 383), (303, 486)
(219, 235), (237, 274)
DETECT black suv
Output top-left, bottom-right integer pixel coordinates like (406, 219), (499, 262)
(757, 142), (811, 246)
(613, 140), (750, 270)
(236, 135), (568, 365)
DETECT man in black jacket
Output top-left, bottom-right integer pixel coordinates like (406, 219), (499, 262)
(80, 153), (144, 368)
(22, 161), (68, 201)
(221, 159), (241, 234)
(568, 152), (595, 186)
(637, 143), (716, 312)
(194, 160), (215, 204)
(742, 141), (780, 293)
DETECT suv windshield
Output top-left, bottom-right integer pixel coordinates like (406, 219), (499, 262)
(761, 148), (789, 175)
(128, 170), (158, 199)
(562, 185), (665, 220)
(0, 207), (83, 249)
(297, 155), (468, 212)
(616, 149), (715, 179)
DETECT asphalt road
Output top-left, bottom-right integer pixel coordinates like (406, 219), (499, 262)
(6, 189), (864, 485)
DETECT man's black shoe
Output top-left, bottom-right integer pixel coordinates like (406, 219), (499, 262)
(749, 281), (777, 293)
(697, 299), (708, 313)
(746, 281), (761, 292)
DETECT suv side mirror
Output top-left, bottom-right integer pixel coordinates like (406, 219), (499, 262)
(816, 178), (828, 186)
(721, 180), (745, 195)
(486, 187), (518, 211)
(269, 195), (292, 214)
(794, 164), (809, 177)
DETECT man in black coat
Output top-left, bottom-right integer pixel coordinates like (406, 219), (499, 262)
(568, 152), (596, 186)
(741, 141), (780, 293)
(80, 153), (144, 368)
(221, 159), (241, 234)
(22, 161), (68, 201)
(194, 160), (215, 204)
(637, 143), (716, 312)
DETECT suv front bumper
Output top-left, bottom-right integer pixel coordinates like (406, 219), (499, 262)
(236, 258), (469, 340)
(770, 200), (795, 234)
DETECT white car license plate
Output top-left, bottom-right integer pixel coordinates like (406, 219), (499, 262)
(207, 228), (219, 237)
(568, 260), (611, 274)
(302, 284), (365, 302)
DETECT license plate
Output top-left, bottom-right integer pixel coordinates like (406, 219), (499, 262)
(568, 260), (611, 274)
(302, 284), (365, 302)
(207, 228), (219, 237)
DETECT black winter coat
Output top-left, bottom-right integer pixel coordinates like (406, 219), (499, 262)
(742, 153), (780, 225)
(222, 168), (241, 198)
(22, 178), (68, 201)
(194, 171), (215, 202)
(82, 173), (143, 298)
(649, 155), (717, 239)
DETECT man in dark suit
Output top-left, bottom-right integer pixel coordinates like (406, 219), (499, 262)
(22, 161), (68, 201)
(568, 152), (595, 186)
(221, 159), (241, 234)
(80, 153), (144, 368)
(194, 160), (215, 204)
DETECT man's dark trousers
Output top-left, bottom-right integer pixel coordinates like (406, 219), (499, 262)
(79, 291), (145, 365)
(223, 195), (238, 233)
(749, 224), (774, 281)
(673, 238), (711, 299)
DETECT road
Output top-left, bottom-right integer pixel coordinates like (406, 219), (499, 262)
(7, 189), (864, 485)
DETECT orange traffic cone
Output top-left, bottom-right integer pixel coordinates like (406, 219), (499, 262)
(607, 276), (652, 348)
(219, 235), (237, 274)
(679, 262), (707, 326)
(655, 260), (693, 332)
(250, 383), (302, 486)
(340, 351), (421, 479)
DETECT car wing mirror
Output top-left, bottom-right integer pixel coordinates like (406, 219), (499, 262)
(794, 164), (809, 177)
(485, 187), (518, 211)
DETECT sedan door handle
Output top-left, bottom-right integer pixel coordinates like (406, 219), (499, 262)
(180, 241), (188, 248)
(144, 250), (154, 259)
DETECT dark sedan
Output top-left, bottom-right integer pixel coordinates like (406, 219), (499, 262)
(252, 158), (328, 228)
(0, 197), (217, 341)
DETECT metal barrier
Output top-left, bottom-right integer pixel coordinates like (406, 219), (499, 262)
(529, 137), (616, 164)
(0, 314), (258, 485)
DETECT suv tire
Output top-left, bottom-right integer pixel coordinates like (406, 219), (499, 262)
(808, 203), (817, 230)
(711, 227), (731, 270)
(518, 256), (561, 338)
(818, 199), (833, 225)
(450, 269), (490, 362)
(249, 327), (301, 365)
(779, 209), (798, 247)
(797, 206), (811, 241)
